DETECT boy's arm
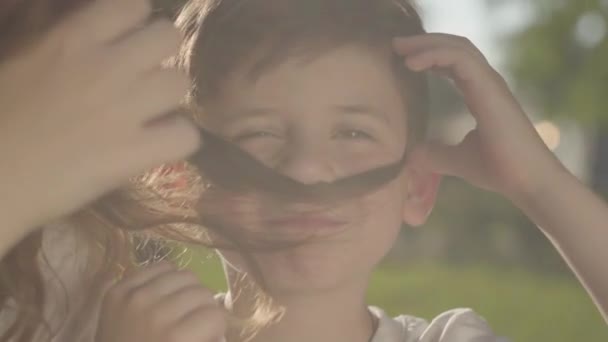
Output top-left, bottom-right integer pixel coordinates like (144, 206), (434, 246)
(517, 168), (608, 322)
(393, 34), (608, 323)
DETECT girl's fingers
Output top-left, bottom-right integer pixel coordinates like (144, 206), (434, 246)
(134, 270), (207, 300)
(52, 0), (151, 51)
(111, 68), (189, 124)
(101, 262), (176, 311)
(154, 284), (218, 320)
(133, 113), (201, 165)
(91, 114), (199, 187)
(111, 262), (176, 291)
(2, 0), (154, 90)
(174, 305), (227, 342)
(106, 19), (183, 77)
(98, 263), (224, 342)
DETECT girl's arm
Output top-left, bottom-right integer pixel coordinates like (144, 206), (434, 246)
(0, 0), (200, 261)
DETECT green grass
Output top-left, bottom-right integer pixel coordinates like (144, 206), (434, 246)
(368, 263), (607, 342)
(183, 252), (608, 342)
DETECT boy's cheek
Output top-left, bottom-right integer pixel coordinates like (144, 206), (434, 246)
(357, 186), (408, 231)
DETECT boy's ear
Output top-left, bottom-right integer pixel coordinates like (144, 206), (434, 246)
(401, 165), (442, 227)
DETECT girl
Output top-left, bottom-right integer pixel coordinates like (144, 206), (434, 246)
(94, 0), (608, 342)
(0, 0), (203, 340)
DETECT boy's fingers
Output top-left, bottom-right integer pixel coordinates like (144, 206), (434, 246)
(403, 47), (487, 100)
(402, 47), (512, 126)
(411, 135), (482, 180)
(393, 34), (486, 61)
(53, 0), (151, 51)
(404, 47), (478, 79)
(410, 143), (461, 177)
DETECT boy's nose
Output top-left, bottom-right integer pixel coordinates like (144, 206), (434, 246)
(276, 142), (336, 185)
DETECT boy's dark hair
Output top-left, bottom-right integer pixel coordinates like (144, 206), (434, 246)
(177, 0), (430, 143)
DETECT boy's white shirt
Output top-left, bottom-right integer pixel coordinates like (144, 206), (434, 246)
(369, 306), (509, 342)
(0, 226), (508, 342)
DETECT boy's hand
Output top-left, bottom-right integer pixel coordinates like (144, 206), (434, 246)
(394, 34), (566, 203)
(96, 262), (226, 342)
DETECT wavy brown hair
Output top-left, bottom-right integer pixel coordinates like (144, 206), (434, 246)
(0, 0), (429, 341)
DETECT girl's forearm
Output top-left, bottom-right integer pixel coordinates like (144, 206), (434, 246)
(515, 169), (608, 323)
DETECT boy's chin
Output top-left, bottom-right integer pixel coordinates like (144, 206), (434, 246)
(256, 250), (372, 295)
(219, 229), (395, 295)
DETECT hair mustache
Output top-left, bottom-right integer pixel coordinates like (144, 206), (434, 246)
(188, 124), (409, 203)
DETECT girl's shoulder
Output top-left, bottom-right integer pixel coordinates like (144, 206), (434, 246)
(370, 306), (510, 342)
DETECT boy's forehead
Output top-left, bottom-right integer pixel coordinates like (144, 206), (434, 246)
(207, 44), (409, 130)
(237, 41), (396, 85)
(219, 44), (398, 96)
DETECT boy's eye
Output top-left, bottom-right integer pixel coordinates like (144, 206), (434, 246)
(232, 131), (280, 142)
(334, 129), (375, 141)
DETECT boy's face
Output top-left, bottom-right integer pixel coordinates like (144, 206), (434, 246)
(204, 44), (439, 294)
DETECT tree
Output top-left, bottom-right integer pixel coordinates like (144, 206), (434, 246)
(500, 0), (607, 126)
(496, 0), (608, 194)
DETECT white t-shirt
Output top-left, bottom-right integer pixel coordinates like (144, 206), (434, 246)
(370, 306), (509, 342)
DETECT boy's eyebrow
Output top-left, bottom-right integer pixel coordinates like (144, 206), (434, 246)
(225, 105), (390, 123)
(333, 104), (390, 124)
(226, 107), (279, 120)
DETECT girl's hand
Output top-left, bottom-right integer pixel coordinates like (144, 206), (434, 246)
(393, 34), (565, 203)
(0, 0), (200, 235)
(96, 262), (226, 342)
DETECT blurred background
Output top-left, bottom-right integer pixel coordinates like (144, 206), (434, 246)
(156, 0), (608, 340)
